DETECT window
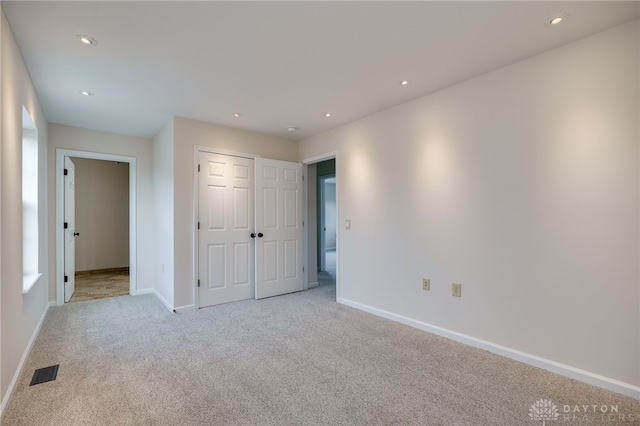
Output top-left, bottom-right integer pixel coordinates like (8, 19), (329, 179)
(22, 106), (40, 293)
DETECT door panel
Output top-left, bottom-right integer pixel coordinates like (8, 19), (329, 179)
(284, 189), (298, 227)
(233, 187), (250, 229)
(206, 186), (226, 229)
(198, 152), (254, 307)
(263, 241), (278, 283)
(207, 244), (226, 289)
(233, 243), (250, 285)
(255, 158), (304, 299)
(64, 157), (76, 302)
(284, 240), (298, 279)
(262, 187), (277, 228)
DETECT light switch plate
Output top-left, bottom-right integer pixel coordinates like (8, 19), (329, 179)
(452, 283), (462, 297)
(345, 219), (351, 230)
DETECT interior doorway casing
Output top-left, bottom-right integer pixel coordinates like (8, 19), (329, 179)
(55, 149), (137, 305)
(303, 152), (339, 301)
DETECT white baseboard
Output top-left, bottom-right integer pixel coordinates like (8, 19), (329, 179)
(151, 289), (174, 312)
(174, 304), (194, 313)
(308, 281), (319, 289)
(0, 301), (55, 418)
(150, 290), (194, 313)
(133, 288), (154, 296)
(338, 297), (640, 400)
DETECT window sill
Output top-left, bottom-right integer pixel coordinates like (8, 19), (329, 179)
(23, 273), (42, 294)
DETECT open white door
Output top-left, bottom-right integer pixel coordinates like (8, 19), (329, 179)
(255, 158), (304, 299)
(64, 157), (76, 302)
(198, 152), (255, 307)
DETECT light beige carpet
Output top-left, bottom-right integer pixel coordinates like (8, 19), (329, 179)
(3, 285), (638, 425)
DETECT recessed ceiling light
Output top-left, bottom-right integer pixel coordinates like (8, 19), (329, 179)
(287, 126), (297, 132)
(545, 13), (568, 27)
(80, 90), (94, 97)
(399, 80), (409, 86)
(324, 113), (331, 118)
(76, 35), (98, 45)
(233, 113), (242, 117)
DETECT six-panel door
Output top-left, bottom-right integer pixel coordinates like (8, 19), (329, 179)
(255, 158), (304, 299)
(198, 152), (255, 308)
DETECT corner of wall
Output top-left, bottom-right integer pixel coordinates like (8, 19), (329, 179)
(151, 117), (175, 308)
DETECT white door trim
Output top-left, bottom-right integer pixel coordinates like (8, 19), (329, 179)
(55, 149), (137, 305)
(192, 146), (261, 309)
(302, 152), (339, 301)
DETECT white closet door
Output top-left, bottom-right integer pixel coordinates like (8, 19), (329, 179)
(198, 152), (255, 308)
(255, 158), (304, 299)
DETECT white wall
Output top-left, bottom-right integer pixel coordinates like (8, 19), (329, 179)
(152, 118), (175, 308)
(0, 8), (49, 411)
(172, 116), (299, 308)
(48, 124), (154, 297)
(72, 158), (129, 271)
(299, 21), (640, 391)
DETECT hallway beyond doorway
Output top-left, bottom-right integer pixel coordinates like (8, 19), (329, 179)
(318, 249), (336, 287)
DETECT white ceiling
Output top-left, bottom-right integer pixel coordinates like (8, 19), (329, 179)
(3, 1), (638, 141)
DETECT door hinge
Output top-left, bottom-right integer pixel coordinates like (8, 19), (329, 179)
(64, 222), (68, 229)
(198, 164), (200, 172)
(303, 266), (305, 273)
(197, 279), (200, 287)
(197, 222), (200, 230)
(302, 175), (305, 181)
(64, 168), (68, 176)
(302, 221), (304, 227)
(64, 275), (68, 283)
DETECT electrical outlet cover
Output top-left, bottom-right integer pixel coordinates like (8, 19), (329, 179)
(422, 278), (430, 291)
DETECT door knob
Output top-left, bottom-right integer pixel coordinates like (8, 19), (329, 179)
(250, 233), (256, 238)
(258, 233), (264, 238)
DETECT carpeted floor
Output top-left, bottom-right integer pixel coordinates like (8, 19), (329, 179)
(3, 285), (639, 425)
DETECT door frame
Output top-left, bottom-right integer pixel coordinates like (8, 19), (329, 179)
(55, 149), (137, 305)
(302, 152), (339, 301)
(192, 146), (260, 309)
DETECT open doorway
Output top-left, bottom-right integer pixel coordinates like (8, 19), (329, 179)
(56, 149), (137, 306)
(68, 158), (130, 302)
(318, 174), (336, 286)
(304, 155), (338, 298)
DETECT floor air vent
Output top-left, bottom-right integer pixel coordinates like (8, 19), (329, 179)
(29, 365), (59, 386)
